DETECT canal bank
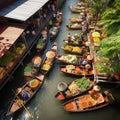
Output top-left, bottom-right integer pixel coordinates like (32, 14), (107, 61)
(0, 0), (120, 120)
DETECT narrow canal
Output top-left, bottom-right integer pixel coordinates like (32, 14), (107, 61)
(0, 0), (120, 120)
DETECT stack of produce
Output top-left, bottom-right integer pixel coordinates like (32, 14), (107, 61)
(64, 55), (78, 64)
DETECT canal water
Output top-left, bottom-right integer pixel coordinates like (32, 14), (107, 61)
(0, 0), (120, 120)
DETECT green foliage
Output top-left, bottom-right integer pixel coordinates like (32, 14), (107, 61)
(96, 34), (120, 74)
(100, 0), (120, 35)
(92, 0), (105, 14)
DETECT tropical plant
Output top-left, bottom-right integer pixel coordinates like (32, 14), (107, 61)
(99, 0), (120, 35)
(96, 34), (120, 74)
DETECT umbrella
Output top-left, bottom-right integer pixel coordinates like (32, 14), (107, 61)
(92, 32), (100, 37)
(46, 51), (56, 58)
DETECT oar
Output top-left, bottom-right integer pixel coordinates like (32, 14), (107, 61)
(12, 89), (32, 117)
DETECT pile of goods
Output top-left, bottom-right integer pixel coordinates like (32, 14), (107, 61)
(64, 45), (82, 54)
(64, 55), (78, 64)
(68, 77), (92, 95)
(41, 60), (51, 71)
(36, 38), (45, 49)
(29, 79), (40, 90)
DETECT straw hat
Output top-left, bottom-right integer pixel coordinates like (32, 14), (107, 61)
(41, 30), (47, 35)
(87, 55), (93, 60)
(85, 64), (91, 69)
(93, 85), (101, 91)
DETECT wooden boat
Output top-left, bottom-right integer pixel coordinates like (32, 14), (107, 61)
(63, 90), (114, 112)
(70, 17), (82, 23)
(56, 54), (82, 65)
(61, 44), (89, 55)
(40, 42), (57, 75)
(66, 23), (81, 30)
(55, 77), (93, 101)
(6, 73), (45, 116)
(63, 38), (86, 46)
(60, 65), (94, 77)
(69, 5), (81, 13)
(77, 2), (86, 7)
(50, 26), (59, 40)
(56, 54), (93, 66)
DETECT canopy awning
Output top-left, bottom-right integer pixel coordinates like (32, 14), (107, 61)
(0, 0), (49, 21)
(0, 25), (25, 58)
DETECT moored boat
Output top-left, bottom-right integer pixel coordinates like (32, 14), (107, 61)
(69, 5), (81, 13)
(60, 64), (93, 77)
(61, 44), (88, 55)
(40, 42), (57, 75)
(63, 38), (86, 46)
(66, 23), (81, 30)
(56, 54), (82, 65)
(70, 17), (83, 23)
(56, 54), (93, 65)
(55, 77), (93, 101)
(6, 73), (45, 116)
(63, 90), (114, 112)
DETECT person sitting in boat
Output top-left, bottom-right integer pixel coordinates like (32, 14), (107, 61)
(67, 33), (71, 41)
(80, 59), (88, 67)
(21, 90), (30, 101)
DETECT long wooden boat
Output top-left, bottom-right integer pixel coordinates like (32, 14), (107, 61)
(69, 5), (81, 13)
(40, 42), (57, 75)
(61, 44), (89, 55)
(56, 54), (82, 65)
(56, 54), (93, 65)
(77, 2), (86, 7)
(63, 39), (86, 46)
(66, 23), (81, 30)
(60, 65), (94, 77)
(70, 17), (82, 23)
(6, 73), (45, 116)
(63, 91), (114, 112)
(55, 77), (94, 101)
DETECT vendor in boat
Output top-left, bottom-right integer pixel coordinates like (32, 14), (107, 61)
(80, 59), (88, 67)
(21, 90), (30, 101)
(89, 85), (101, 98)
(67, 33), (71, 41)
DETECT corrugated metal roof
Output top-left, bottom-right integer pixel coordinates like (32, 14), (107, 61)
(0, 0), (49, 21)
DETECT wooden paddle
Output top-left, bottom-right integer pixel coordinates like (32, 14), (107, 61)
(12, 89), (32, 117)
